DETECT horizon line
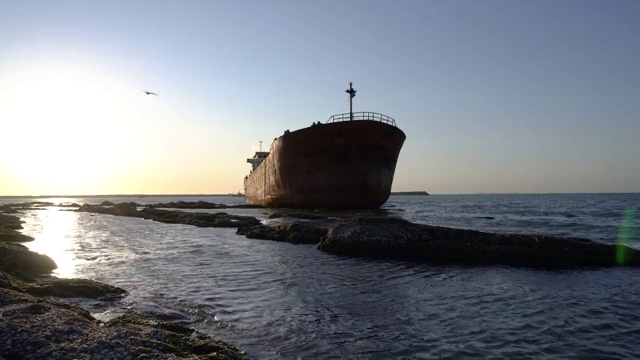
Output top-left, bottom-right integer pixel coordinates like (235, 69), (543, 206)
(1, 191), (639, 199)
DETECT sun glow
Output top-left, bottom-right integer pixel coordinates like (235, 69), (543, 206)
(0, 62), (163, 195)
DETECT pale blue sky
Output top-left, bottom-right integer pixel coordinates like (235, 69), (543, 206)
(0, 0), (638, 195)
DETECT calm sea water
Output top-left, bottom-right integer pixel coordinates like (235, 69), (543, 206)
(2, 193), (640, 359)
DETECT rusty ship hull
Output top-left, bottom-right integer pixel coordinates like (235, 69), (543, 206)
(244, 119), (406, 209)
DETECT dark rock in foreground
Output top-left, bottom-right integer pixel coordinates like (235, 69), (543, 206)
(0, 214), (245, 359)
(237, 223), (328, 244)
(0, 205), (20, 214)
(0, 232), (35, 242)
(0, 213), (23, 231)
(0, 242), (57, 275)
(22, 277), (127, 299)
(0, 288), (245, 360)
(0, 213), (34, 242)
(317, 217), (640, 267)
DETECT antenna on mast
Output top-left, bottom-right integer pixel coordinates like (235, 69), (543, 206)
(345, 82), (356, 121)
(259, 141), (263, 152)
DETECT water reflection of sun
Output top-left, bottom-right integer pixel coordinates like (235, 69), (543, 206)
(27, 210), (81, 278)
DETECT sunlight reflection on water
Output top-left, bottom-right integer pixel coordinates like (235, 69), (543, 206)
(25, 209), (81, 278)
(3, 194), (638, 359)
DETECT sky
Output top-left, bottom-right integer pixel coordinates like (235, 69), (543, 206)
(0, 0), (638, 196)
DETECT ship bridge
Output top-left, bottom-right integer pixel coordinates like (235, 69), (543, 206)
(247, 151), (269, 171)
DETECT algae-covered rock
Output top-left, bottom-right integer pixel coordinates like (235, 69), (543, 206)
(140, 208), (260, 228)
(77, 203), (261, 229)
(267, 211), (328, 220)
(78, 203), (142, 217)
(237, 223), (328, 244)
(146, 201), (261, 209)
(0, 288), (245, 360)
(106, 314), (245, 359)
(23, 277), (127, 299)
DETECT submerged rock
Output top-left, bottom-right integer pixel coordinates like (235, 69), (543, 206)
(317, 216), (640, 268)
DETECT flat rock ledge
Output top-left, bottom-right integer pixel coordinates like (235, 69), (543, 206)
(77, 204), (260, 228)
(145, 201), (262, 209)
(317, 216), (640, 268)
(236, 216), (640, 268)
(237, 223), (328, 244)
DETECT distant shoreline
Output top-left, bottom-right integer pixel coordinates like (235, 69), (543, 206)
(1, 192), (638, 199)
(390, 191), (430, 196)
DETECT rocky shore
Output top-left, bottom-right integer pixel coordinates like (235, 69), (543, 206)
(70, 201), (640, 268)
(0, 210), (245, 360)
(2, 200), (638, 358)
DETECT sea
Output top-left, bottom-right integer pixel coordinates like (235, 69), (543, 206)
(2, 193), (639, 359)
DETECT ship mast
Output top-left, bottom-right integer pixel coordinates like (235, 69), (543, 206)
(345, 82), (356, 121)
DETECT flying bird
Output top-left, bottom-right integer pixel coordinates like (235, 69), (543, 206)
(143, 91), (158, 96)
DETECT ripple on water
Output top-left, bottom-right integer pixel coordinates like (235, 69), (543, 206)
(8, 195), (640, 359)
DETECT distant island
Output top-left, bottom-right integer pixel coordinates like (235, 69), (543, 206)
(390, 191), (430, 196)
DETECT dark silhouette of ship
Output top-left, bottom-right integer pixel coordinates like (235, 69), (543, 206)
(244, 83), (406, 209)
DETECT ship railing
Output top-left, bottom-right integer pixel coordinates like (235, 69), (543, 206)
(326, 112), (397, 126)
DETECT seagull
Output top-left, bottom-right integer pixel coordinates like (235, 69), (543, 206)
(143, 91), (158, 96)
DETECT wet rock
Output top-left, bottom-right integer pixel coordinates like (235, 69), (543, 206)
(267, 212), (328, 220)
(237, 223), (328, 244)
(0, 205), (20, 214)
(78, 203), (142, 217)
(0, 213), (23, 231)
(0, 213), (33, 242)
(78, 203), (261, 228)
(147, 201), (262, 209)
(0, 232), (35, 242)
(56, 203), (81, 208)
(0, 288), (245, 360)
(23, 277), (126, 299)
(317, 216), (640, 268)
(0, 242), (57, 275)
(105, 314), (244, 358)
(140, 208), (261, 228)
